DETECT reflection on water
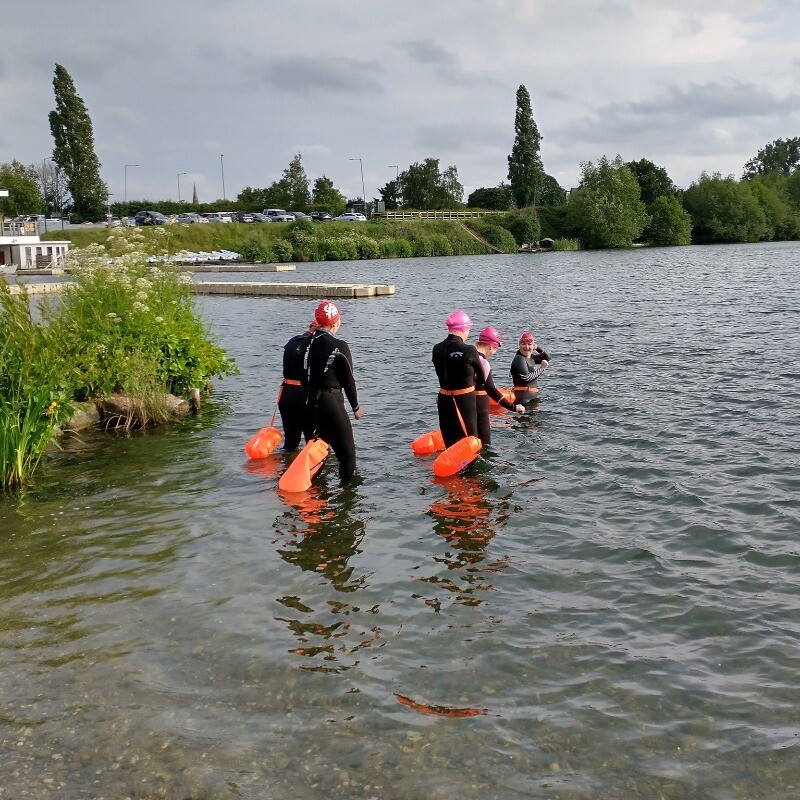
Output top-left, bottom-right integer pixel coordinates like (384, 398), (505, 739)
(420, 473), (510, 609)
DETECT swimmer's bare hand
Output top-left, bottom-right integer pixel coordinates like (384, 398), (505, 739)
(514, 404), (525, 413)
(354, 407), (364, 420)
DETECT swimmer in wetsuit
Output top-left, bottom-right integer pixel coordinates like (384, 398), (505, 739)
(278, 321), (316, 450)
(510, 330), (549, 404)
(474, 326), (525, 445)
(431, 310), (486, 449)
(301, 299), (364, 483)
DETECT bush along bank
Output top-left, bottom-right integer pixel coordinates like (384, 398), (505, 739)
(0, 230), (237, 491)
(44, 211), (552, 262)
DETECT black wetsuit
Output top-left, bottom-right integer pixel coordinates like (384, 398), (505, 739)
(301, 329), (361, 482)
(510, 346), (549, 403)
(432, 334), (487, 448)
(476, 354), (516, 445)
(278, 331), (314, 450)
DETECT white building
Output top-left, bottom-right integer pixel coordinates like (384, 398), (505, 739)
(0, 218), (70, 273)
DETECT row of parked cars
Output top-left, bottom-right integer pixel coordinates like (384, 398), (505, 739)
(130, 208), (367, 226)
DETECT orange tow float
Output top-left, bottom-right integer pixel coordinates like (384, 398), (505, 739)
(411, 429), (445, 455)
(278, 437), (330, 493)
(245, 401), (283, 458)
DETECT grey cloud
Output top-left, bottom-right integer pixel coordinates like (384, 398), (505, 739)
(399, 39), (458, 68)
(253, 56), (384, 94)
(563, 80), (800, 147)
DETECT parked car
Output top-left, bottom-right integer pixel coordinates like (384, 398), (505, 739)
(203, 212), (232, 223)
(250, 213), (271, 223)
(263, 208), (295, 222)
(232, 211), (254, 223)
(176, 212), (207, 224)
(134, 210), (168, 226)
(309, 211), (333, 222)
(289, 211), (311, 221)
(333, 211), (367, 222)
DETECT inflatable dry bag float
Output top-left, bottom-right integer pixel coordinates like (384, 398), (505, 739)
(411, 429), (445, 455)
(278, 438), (330, 493)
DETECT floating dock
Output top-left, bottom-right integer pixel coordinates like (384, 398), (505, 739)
(188, 281), (395, 298)
(4, 279), (395, 298)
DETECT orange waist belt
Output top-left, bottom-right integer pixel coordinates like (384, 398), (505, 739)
(439, 387), (475, 396)
(474, 390), (487, 396)
(513, 386), (532, 391)
(283, 379), (302, 386)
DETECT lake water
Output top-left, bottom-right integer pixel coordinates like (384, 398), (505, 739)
(1, 243), (798, 799)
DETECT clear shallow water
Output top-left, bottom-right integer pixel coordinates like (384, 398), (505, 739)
(1, 243), (799, 799)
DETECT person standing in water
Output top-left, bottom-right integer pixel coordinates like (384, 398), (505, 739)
(302, 300), (364, 484)
(278, 320), (316, 451)
(474, 326), (525, 445)
(510, 331), (549, 404)
(432, 310), (486, 448)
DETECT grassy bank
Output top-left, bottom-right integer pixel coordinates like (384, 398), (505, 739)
(43, 216), (538, 261)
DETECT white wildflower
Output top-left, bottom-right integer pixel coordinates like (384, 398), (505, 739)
(154, 316), (164, 323)
(136, 291), (148, 300)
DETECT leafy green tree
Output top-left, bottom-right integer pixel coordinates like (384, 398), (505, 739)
(507, 84), (545, 208)
(0, 161), (44, 217)
(566, 156), (648, 248)
(467, 185), (512, 210)
(682, 172), (770, 243)
(400, 158), (463, 209)
(747, 177), (800, 240)
(538, 174), (566, 206)
(647, 195), (692, 246)
(625, 159), (678, 205)
(48, 64), (106, 221)
(312, 175), (346, 214)
(237, 186), (270, 209)
(502, 207), (541, 244)
(378, 179), (401, 210)
(280, 153), (311, 209)
(33, 159), (69, 216)
(742, 137), (800, 178)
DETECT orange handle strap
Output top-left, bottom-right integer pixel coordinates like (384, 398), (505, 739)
(453, 395), (469, 438)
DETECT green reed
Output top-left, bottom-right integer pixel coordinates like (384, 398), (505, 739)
(0, 284), (71, 489)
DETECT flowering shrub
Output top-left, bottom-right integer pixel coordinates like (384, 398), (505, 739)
(53, 236), (237, 400)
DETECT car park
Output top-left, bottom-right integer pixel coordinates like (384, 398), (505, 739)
(233, 211), (254, 223)
(134, 210), (168, 225)
(250, 213), (271, 223)
(333, 211), (367, 222)
(263, 208), (295, 222)
(309, 211), (333, 222)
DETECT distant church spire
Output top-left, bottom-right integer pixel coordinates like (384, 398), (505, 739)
(192, 183), (199, 205)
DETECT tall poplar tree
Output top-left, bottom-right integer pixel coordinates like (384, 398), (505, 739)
(507, 84), (545, 209)
(49, 64), (106, 220)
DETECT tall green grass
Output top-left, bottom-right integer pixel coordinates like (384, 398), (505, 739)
(0, 284), (72, 489)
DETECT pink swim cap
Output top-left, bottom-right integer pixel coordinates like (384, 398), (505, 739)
(519, 331), (534, 345)
(446, 310), (472, 332)
(478, 326), (502, 347)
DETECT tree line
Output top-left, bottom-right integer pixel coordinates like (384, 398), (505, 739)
(3, 66), (800, 250)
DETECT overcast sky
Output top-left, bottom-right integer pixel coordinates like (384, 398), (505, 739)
(2, 0), (799, 207)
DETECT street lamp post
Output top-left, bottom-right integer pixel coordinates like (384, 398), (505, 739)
(349, 157), (366, 216)
(124, 164), (139, 206)
(388, 165), (399, 208)
(220, 154), (226, 200)
(177, 172), (187, 203)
